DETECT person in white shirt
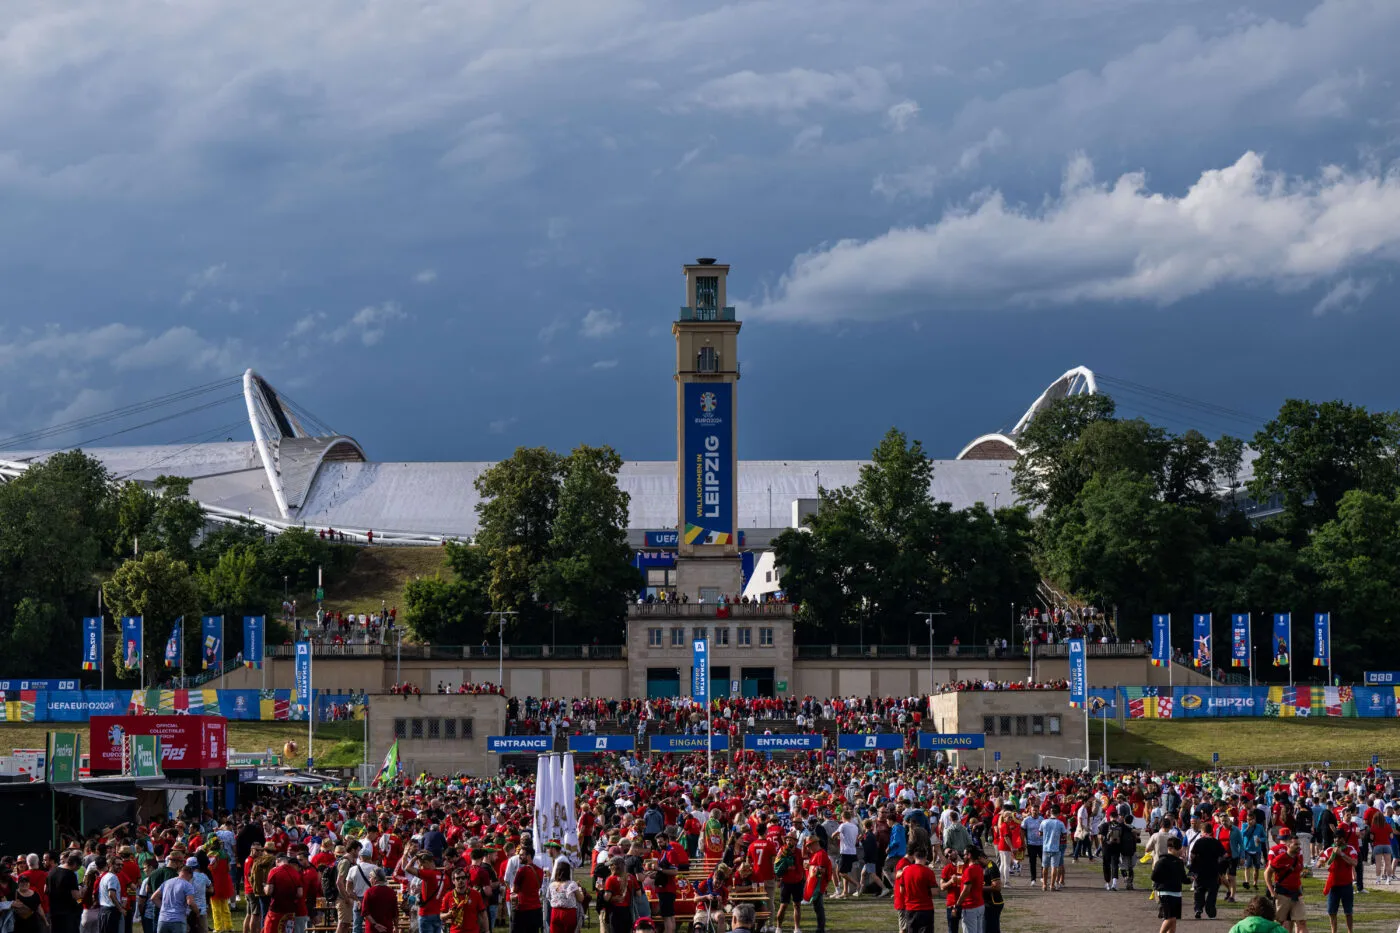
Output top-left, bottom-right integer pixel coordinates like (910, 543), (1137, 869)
(835, 812), (860, 898)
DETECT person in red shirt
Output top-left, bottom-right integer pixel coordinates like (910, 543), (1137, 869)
(405, 853), (445, 933)
(901, 849), (939, 933)
(294, 848), (319, 933)
(938, 849), (961, 933)
(509, 847), (544, 933)
(798, 835), (830, 933)
(359, 870), (398, 933)
(1265, 834), (1308, 932)
(263, 854), (304, 933)
(441, 871), (487, 933)
(744, 830), (776, 925)
(956, 848), (986, 931)
(20, 855), (48, 915)
(772, 834), (805, 933)
(655, 834), (689, 933)
(600, 858), (631, 933)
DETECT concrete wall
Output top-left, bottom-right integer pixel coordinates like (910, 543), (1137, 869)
(927, 691), (1090, 770)
(219, 657), (629, 697)
(625, 618), (794, 697)
(366, 693), (507, 778)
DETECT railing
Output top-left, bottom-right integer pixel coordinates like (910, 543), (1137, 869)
(266, 643), (626, 661)
(628, 603), (794, 619)
(679, 306), (736, 322)
(794, 642), (1147, 660)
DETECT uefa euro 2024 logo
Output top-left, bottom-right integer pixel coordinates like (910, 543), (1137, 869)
(699, 391), (717, 414)
(108, 724), (125, 746)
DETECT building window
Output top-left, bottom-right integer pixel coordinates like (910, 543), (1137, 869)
(715, 628), (729, 646)
(693, 627), (708, 641)
(1048, 716), (1062, 735)
(411, 719), (424, 739)
(1015, 716), (1028, 736)
(461, 719), (475, 738)
(670, 627), (685, 647)
(428, 718), (441, 740)
(394, 719), (407, 739)
(697, 345), (719, 373)
(765, 571), (772, 583)
(737, 628), (751, 646)
(1032, 715), (1044, 735)
(759, 627), (773, 646)
(998, 716), (1012, 736)
(695, 275), (718, 311)
(444, 718), (457, 740)
(982, 716), (996, 736)
(648, 628), (662, 648)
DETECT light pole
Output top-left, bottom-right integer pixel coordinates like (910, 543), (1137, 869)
(488, 611), (517, 688)
(394, 628), (402, 685)
(915, 611), (946, 692)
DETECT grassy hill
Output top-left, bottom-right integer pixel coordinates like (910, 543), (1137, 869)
(318, 546), (450, 615)
(0, 722), (365, 769)
(1108, 717), (1399, 770)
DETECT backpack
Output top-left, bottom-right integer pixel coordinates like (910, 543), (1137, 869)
(320, 862), (340, 903)
(1104, 822), (1125, 849)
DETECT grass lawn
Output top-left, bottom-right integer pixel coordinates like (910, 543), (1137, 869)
(318, 546), (449, 616)
(1107, 717), (1400, 770)
(0, 721), (365, 768)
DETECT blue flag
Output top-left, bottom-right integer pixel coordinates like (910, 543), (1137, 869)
(1230, 614), (1250, 669)
(1272, 613), (1291, 667)
(163, 618), (182, 669)
(692, 638), (709, 704)
(1313, 612), (1330, 667)
(243, 616), (265, 669)
(82, 618), (103, 672)
(201, 616), (223, 671)
(1068, 638), (1087, 708)
(295, 641), (312, 718)
(1192, 613), (1212, 669)
(1151, 614), (1170, 667)
(120, 616), (143, 669)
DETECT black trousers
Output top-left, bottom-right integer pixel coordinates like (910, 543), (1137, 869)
(99, 908), (124, 933)
(1027, 844), (1042, 880)
(1102, 851), (1121, 883)
(1193, 878), (1219, 918)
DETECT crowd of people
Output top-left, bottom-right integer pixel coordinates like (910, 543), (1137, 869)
(7, 746), (1397, 933)
(1019, 607), (1118, 646)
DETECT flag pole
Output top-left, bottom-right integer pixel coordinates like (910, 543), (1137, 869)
(1327, 612), (1333, 686)
(1168, 614), (1173, 689)
(98, 590), (105, 693)
(1288, 612), (1294, 688)
(140, 615), (146, 692)
(220, 616), (227, 690)
(1247, 613), (1253, 691)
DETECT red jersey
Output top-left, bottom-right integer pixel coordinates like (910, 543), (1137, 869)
(659, 844), (690, 894)
(804, 850), (832, 902)
(958, 863), (984, 910)
(297, 866), (319, 917)
(1323, 845), (1358, 890)
(511, 864), (543, 911)
(901, 864), (938, 912)
(440, 888), (484, 933)
(940, 863), (960, 908)
(416, 867), (443, 917)
(747, 839), (776, 884)
(266, 863), (303, 915)
(890, 857), (910, 910)
(778, 848), (804, 885)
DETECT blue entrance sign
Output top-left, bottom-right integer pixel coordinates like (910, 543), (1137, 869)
(742, 734), (823, 752)
(650, 734), (729, 753)
(567, 735), (636, 753)
(1364, 671), (1400, 685)
(837, 733), (904, 751)
(918, 733), (986, 750)
(682, 382), (735, 546)
(486, 736), (553, 753)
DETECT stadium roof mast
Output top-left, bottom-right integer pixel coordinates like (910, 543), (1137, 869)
(955, 365), (1098, 461)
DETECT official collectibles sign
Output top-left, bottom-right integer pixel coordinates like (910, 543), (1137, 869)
(682, 382), (734, 546)
(89, 715), (227, 771)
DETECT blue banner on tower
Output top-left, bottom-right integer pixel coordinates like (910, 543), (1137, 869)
(1068, 638), (1087, 707)
(295, 642), (311, 716)
(682, 382), (734, 546)
(1230, 614), (1250, 668)
(120, 617), (143, 669)
(164, 618), (182, 669)
(201, 616), (223, 671)
(1151, 614), (1170, 667)
(692, 638), (708, 704)
(1192, 614), (1212, 669)
(1272, 613), (1291, 667)
(1313, 613), (1330, 667)
(82, 618), (102, 672)
(243, 616), (264, 669)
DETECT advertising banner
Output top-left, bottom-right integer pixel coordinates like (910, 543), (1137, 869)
(1087, 688), (1117, 719)
(682, 382), (734, 546)
(201, 616), (223, 671)
(89, 715), (228, 771)
(129, 736), (162, 778)
(567, 735), (637, 753)
(82, 618), (102, 672)
(1151, 615), (1170, 667)
(242, 616), (264, 669)
(649, 734), (729, 753)
(0, 680), (77, 692)
(1364, 672), (1400, 685)
(917, 733), (986, 750)
(486, 736), (553, 753)
(1068, 638), (1086, 708)
(294, 642), (311, 717)
(742, 734), (822, 752)
(48, 732), (79, 783)
(1272, 613), (1292, 667)
(691, 639), (708, 704)
(1314, 613), (1331, 667)
(644, 531), (680, 548)
(836, 733), (904, 752)
(1230, 614), (1251, 668)
(164, 619), (182, 669)
(1192, 614), (1212, 668)
(120, 617), (143, 669)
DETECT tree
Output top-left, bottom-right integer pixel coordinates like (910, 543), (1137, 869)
(1303, 489), (1400, 670)
(101, 551), (202, 681)
(473, 447), (564, 630)
(1249, 399), (1400, 534)
(1011, 393), (1118, 512)
(198, 546), (271, 617)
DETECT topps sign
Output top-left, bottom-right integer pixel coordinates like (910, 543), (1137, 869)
(88, 715), (228, 771)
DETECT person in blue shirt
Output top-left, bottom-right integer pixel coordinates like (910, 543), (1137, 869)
(1039, 815), (1067, 892)
(1239, 811), (1267, 893)
(1023, 812), (1044, 886)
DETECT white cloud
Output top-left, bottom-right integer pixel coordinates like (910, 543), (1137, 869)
(413, 269), (437, 284)
(792, 125), (823, 151)
(591, 359), (618, 369)
(872, 165), (938, 200)
(954, 128), (1007, 173)
(753, 151), (1400, 321)
(288, 313), (326, 339)
(488, 416), (517, 434)
(1313, 276), (1378, 315)
(537, 318), (566, 343)
(111, 326), (240, 372)
(328, 302), (406, 346)
(690, 66), (890, 114)
(581, 308), (621, 338)
(0, 323), (144, 369)
(180, 263), (228, 306)
(886, 99), (919, 132)
(546, 216), (569, 240)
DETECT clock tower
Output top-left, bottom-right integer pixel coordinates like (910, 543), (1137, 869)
(673, 258), (743, 601)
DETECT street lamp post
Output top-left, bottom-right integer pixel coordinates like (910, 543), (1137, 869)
(915, 611), (946, 692)
(488, 611), (517, 688)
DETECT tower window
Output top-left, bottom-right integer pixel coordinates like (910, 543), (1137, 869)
(697, 346), (719, 373)
(695, 275), (718, 312)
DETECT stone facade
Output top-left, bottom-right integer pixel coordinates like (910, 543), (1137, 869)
(366, 693), (507, 778)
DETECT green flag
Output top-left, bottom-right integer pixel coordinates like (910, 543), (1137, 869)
(374, 740), (400, 786)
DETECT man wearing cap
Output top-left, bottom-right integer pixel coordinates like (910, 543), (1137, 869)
(151, 860), (198, 933)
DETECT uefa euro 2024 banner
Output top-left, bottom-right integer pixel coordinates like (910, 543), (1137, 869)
(683, 382), (734, 546)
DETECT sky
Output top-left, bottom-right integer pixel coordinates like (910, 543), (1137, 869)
(1, 0), (1398, 462)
